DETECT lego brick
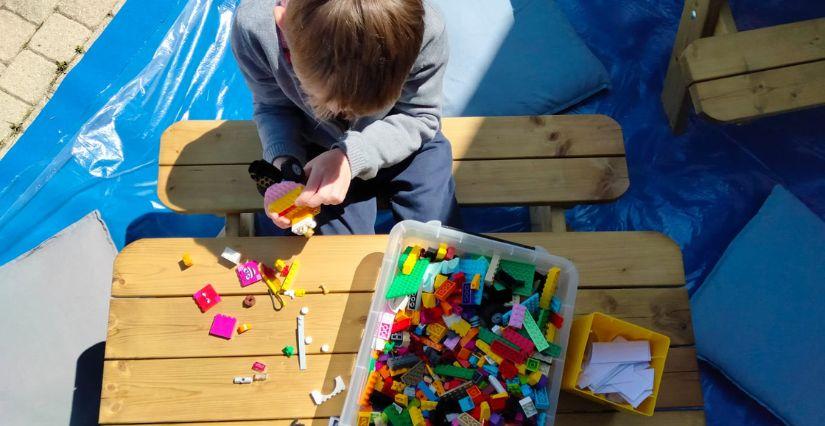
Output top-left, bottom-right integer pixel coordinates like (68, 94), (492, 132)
(193, 284), (220, 313)
(522, 310), (550, 352)
(376, 311), (395, 341)
(433, 364), (475, 380)
(297, 316), (307, 370)
(402, 245), (422, 275)
(539, 266), (561, 309)
(236, 261), (262, 287)
(502, 327), (535, 353)
(387, 258), (430, 299)
(435, 243), (447, 261)
(499, 260), (536, 296)
(459, 257), (489, 281)
(434, 279), (457, 301)
(534, 385), (550, 410)
(519, 396), (538, 418)
(508, 303), (526, 328)
(310, 375), (346, 405)
(209, 314), (236, 339)
(401, 361), (426, 386)
(485, 253), (501, 285)
(281, 259), (300, 291)
(491, 339), (528, 364)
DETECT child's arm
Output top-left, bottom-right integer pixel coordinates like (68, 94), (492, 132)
(231, 14), (306, 165)
(332, 18), (448, 181)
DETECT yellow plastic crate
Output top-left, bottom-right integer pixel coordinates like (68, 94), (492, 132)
(561, 312), (670, 416)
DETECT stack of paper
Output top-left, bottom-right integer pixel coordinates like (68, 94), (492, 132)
(577, 336), (654, 408)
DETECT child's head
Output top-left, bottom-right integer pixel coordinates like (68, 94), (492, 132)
(280, 0), (425, 120)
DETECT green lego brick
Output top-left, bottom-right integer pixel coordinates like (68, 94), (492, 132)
(386, 257), (430, 298)
(434, 364), (475, 380)
(525, 357), (541, 372)
(542, 342), (562, 358)
(522, 310), (550, 352)
(499, 260), (536, 296)
(537, 308), (550, 331)
(383, 405), (412, 426)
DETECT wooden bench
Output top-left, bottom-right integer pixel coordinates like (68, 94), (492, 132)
(99, 232), (704, 424)
(662, 0), (825, 133)
(158, 115), (628, 234)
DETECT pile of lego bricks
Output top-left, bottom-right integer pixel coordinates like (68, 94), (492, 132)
(355, 243), (565, 425)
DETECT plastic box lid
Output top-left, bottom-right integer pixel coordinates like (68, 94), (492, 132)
(339, 220), (579, 424)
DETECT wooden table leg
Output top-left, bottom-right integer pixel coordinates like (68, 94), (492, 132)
(224, 213), (240, 237)
(530, 206), (567, 232)
(661, 0), (726, 133)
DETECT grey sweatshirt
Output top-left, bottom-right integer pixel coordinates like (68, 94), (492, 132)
(230, 0), (448, 180)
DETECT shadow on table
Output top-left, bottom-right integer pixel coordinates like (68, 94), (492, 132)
(69, 341), (106, 426)
(313, 251), (384, 418)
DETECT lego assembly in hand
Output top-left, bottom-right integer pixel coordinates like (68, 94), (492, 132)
(356, 243), (566, 425)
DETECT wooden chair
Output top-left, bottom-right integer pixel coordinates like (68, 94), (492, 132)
(158, 115), (628, 235)
(662, 0), (825, 133)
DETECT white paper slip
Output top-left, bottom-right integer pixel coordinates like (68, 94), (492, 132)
(589, 340), (651, 364)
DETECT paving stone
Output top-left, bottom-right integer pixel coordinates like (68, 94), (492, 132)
(0, 90), (31, 141)
(5, 0), (60, 24)
(0, 50), (56, 104)
(0, 10), (36, 63)
(29, 13), (91, 62)
(58, 0), (120, 28)
(0, 62), (6, 75)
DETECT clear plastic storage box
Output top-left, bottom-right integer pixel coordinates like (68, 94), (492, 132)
(339, 221), (580, 424)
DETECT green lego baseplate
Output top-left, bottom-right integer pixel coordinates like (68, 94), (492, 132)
(386, 257), (430, 299)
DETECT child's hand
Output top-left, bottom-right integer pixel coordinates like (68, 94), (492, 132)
(266, 211), (292, 230)
(295, 149), (352, 208)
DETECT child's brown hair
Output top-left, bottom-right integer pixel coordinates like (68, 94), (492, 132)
(283, 0), (425, 119)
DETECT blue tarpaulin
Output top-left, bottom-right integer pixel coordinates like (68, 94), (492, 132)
(0, 1), (822, 424)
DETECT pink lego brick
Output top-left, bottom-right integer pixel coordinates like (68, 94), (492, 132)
(376, 312), (395, 341)
(236, 261), (262, 287)
(264, 181), (301, 212)
(193, 284), (221, 313)
(508, 303), (526, 328)
(252, 361), (267, 372)
(209, 314), (237, 339)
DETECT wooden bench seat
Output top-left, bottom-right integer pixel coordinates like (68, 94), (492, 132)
(158, 115), (627, 233)
(662, 0), (825, 132)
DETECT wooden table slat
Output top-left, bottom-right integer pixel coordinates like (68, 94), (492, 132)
(112, 233), (685, 297)
(130, 410), (706, 426)
(100, 349), (701, 424)
(682, 17), (825, 82)
(158, 116), (625, 166)
(105, 288), (694, 359)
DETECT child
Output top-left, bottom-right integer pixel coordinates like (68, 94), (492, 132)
(231, 0), (459, 235)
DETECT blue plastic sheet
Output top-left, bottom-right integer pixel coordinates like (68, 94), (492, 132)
(0, 0), (823, 424)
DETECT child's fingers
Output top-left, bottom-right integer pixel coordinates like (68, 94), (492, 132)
(266, 211), (291, 229)
(295, 167), (322, 206)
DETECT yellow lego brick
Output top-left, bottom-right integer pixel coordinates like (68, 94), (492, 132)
(421, 292), (437, 308)
(421, 400), (437, 410)
(392, 380), (406, 392)
(411, 310), (420, 325)
(402, 245), (422, 275)
(181, 253), (193, 267)
(283, 205), (320, 222)
(435, 243), (447, 261)
(491, 392), (509, 402)
(281, 259), (300, 291)
(394, 393), (408, 407)
(427, 323), (447, 342)
(357, 412), (371, 426)
(295, 288), (306, 297)
(527, 370), (542, 385)
(434, 274), (447, 289)
(545, 321), (557, 342)
(274, 259), (286, 272)
(471, 273), (481, 290)
(517, 364), (527, 375)
(433, 380), (445, 396)
(539, 267), (561, 309)
(408, 406), (425, 426)
(449, 318), (472, 336)
(267, 186), (303, 214)
(476, 340), (504, 364)
(263, 274), (282, 294)
(479, 401), (491, 421)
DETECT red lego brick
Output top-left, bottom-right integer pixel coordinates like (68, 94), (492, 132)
(467, 385), (484, 404)
(391, 317), (411, 333)
(434, 280), (457, 301)
(499, 360), (518, 379)
(503, 327), (535, 354)
(550, 312), (564, 329)
(491, 340), (527, 364)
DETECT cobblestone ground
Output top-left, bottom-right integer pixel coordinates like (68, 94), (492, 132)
(0, 0), (125, 157)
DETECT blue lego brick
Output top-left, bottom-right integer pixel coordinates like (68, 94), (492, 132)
(534, 386), (550, 410)
(418, 382), (438, 401)
(458, 256), (489, 280)
(458, 396), (475, 412)
(550, 295), (562, 313)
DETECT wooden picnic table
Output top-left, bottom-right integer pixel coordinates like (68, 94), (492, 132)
(99, 232), (705, 425)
